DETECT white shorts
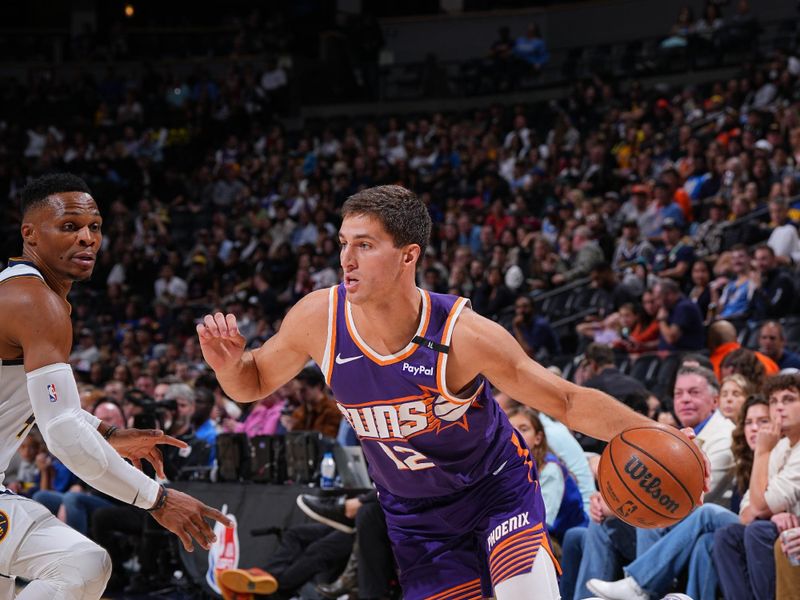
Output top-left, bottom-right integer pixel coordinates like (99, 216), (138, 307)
(0, 492), (94, 578)
(494, 547), (561, 600)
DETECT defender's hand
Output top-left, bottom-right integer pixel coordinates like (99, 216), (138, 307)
(150, 488), (232, 552)
(110, 429), (187, 479)
(197, 313), (247, 373)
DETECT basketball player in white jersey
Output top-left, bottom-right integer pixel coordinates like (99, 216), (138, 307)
(0, 173), (230, 599)
(198, 185), (712, 600)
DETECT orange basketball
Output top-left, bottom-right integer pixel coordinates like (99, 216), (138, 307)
(597, 425), (705, 528)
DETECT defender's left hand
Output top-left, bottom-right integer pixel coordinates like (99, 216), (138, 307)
(109, 429), (188, 479)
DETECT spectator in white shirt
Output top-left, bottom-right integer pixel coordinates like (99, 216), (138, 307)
(154, 265), (188, 300)
(767, 197), (800, 266)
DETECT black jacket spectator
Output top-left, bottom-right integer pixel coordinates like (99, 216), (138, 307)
(751, 245), (796, 319)
(655, 280), (706, 352)
(584, 368), (650, 404)
(582, 343), (650, 404)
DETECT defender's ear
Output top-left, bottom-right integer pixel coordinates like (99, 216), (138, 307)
(21, 222), (37, 246)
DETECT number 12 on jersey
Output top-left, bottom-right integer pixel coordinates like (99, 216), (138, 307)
(378, 442), (435, 471)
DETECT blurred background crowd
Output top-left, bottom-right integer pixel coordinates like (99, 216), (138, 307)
(3, 0), (800, 598)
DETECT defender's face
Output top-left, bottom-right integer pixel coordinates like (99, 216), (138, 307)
(23, 192), (102, 281)
(339, 214), (413, 305)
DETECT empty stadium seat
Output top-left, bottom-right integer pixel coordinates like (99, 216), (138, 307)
(629, 354), (661, 391)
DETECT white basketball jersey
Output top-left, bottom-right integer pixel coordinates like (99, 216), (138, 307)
(0, 260), (45, 490)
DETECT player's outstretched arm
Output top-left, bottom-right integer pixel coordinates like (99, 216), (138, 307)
(450, 308), (652, 441)
(8, 280), (231, 550)
(197, 288), (328, 403)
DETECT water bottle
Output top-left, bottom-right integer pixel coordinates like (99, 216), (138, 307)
(320, 452), (336, 489)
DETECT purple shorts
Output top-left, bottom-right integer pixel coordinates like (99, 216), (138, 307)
(378, 431), (560, 599)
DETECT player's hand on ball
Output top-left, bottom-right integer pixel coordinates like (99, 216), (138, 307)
(150, 488), (232, 552)
(197, 312), (247, 372)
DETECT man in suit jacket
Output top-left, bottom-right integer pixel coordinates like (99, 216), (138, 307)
(673, 365), (735, 504)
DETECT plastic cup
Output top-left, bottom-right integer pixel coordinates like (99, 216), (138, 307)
(782, 529), (800, 567)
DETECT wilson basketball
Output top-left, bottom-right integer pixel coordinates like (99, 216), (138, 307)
(597, 425), (705, 528)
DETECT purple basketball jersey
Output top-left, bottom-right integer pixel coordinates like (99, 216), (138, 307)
(322, 283), (517, 498)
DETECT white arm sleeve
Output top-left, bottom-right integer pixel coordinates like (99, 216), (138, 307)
(27, 363), (160, 509)
(83, 409), (101, 430)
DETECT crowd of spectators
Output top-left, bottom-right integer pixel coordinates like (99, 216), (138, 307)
(3, 1), (800, 595)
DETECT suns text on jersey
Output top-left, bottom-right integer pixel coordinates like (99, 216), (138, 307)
(335, 385), (471, 441)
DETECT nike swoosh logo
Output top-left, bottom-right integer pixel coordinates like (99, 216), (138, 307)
(335, 353), (364, 365)
(492, 460), (508, 476)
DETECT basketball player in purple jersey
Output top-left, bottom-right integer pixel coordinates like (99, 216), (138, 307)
(198, 185), (704, 600)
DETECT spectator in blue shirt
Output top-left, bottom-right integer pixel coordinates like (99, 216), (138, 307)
(193, 387), (218, 464)
(511, 295), (560, 360)
(643, 181), (684, 241)
(514, 23), (550, 72)
(655, 278), (706, 351)
(652, 218), (695, 285)
(456, 213), (482, 255)
(711, 244), (756, 322)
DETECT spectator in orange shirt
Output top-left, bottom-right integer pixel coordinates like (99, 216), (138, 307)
(662, 166), (693, 223)
(708, 320), (779, 380)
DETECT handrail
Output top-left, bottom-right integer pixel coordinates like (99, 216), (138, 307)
(550, 308), (598, 329)
(530, 276), (592, 303)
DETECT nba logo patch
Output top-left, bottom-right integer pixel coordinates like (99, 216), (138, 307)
(47, 384), (58, 403)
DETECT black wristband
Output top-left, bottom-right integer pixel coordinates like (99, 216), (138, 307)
(103, 425), (118, 440)
(146, 485), (168, 512)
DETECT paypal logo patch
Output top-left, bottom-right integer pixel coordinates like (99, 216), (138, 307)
(402, 362), (433, 376)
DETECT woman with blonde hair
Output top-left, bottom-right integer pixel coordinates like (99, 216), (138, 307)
(719, 373), (752, 421)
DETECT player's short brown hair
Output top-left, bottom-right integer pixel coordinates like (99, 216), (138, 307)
(342, 185), (431, 259)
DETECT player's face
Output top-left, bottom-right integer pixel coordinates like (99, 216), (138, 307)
(339, 214), (417, 304)
(673, 374), (717, 428)
(23, 193), (102, 282)
(743, 404), (770, 450)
